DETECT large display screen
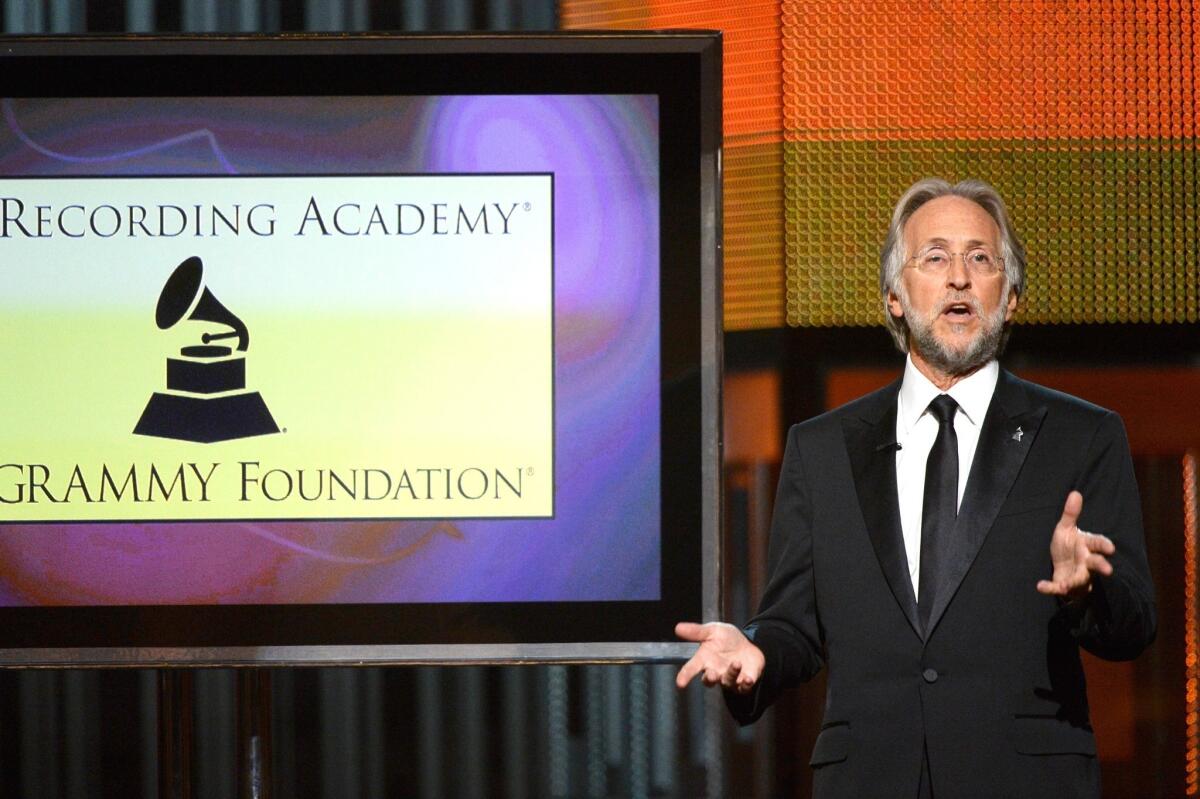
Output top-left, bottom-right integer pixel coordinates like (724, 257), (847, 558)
(0, 37), (719, 663)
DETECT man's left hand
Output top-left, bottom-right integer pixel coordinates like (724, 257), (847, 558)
(1036, 490), (1116, 600)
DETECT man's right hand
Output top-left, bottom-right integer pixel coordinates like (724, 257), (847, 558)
(674, 621), (765, 694)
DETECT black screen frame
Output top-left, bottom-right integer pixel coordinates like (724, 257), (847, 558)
(0, 33), (721, 665)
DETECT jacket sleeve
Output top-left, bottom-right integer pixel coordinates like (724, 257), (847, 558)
(725, 423), (825, 725)
(1064, 411), (1157, 660)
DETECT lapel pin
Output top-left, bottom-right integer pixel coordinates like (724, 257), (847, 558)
(1012, 426), (1024, 442)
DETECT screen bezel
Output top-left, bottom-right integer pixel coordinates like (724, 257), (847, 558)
(0, 33), (721, 666)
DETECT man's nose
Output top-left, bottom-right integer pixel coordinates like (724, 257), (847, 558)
(946, 253), (971, 288)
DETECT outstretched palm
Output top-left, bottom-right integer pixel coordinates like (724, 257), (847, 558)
(674, 621), (765, 694)
(1036, 490), (1115, 600)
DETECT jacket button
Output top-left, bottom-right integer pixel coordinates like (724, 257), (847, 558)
(922, 668), (938, 683)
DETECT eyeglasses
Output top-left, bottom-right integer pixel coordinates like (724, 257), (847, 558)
(906, 246), (1004, 276)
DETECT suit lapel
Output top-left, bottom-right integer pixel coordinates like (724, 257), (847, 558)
(843, 380), (922, 640)
(924, 370), (1046, 638)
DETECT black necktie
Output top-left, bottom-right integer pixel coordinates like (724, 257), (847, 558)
(918, 394), (959, 632)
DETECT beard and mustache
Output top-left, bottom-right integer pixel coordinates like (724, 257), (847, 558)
(898, 288), (1008, 376)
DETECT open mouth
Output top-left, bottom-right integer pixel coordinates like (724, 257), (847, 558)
(941, 301), (976, 321)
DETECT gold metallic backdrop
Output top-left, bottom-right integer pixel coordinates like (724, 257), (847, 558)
(781, 0), (1198, 327)
(784, 141), (1198, 326)
(564, 1), (1198, 330)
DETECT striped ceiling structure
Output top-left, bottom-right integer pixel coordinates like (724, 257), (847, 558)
(562, 0), (1198, 331)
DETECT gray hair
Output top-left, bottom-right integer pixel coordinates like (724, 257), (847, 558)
(878, 178), (1026, 352)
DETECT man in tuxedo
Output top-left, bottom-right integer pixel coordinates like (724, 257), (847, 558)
(676, 178), (1156, 798)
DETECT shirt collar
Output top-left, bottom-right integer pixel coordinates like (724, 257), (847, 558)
(898, 356), (999, 434)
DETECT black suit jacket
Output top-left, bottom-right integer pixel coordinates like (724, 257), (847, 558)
(728, 369), (1156, 799)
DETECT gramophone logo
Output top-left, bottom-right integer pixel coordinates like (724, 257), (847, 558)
(133, 256), (280, 443)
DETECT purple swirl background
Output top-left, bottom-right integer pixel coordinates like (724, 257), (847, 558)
(0, 96), (661, 605)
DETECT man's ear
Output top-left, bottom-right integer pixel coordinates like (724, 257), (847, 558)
(1004, 287), (1018, 322)
(887, 290), (904, 319)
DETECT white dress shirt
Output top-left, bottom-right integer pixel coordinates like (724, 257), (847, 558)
(895, 357), (999, 598)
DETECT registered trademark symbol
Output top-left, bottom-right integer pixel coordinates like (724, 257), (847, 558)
(526, 467), (534, 476)
(282, 427), (288, 433)
(523, 202), (532, 211)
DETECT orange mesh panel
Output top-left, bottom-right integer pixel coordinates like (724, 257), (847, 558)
(562, 0), (782, 143)
(782, 0), (1197, 141)
(561, 1), (787, 328)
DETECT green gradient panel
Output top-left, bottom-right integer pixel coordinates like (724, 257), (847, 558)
(784, 140), (1199, 327)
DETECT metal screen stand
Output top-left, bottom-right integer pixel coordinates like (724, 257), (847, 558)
(157, 669), (273, 799)
(236, 669), (273, 799)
